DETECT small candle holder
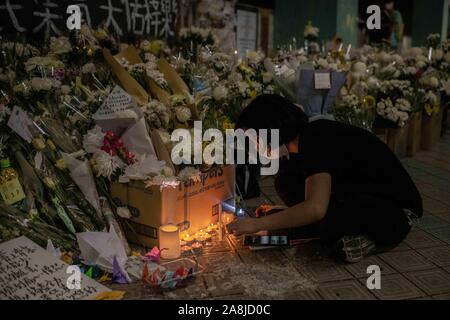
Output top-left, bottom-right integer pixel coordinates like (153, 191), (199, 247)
(180, 245), (192, 255)
(191, 242), (203, 254)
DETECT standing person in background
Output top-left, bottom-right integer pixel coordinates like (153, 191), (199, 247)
(385, 1), (404, 50)
(360, 0), (394, 47)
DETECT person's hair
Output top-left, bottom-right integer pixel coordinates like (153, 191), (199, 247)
(236, 94), (309, 146)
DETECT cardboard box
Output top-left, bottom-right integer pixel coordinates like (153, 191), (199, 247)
(407, 112), (422, 157)
(110, 165), (235, 248)
(374, 126), (408, 158)
(421, 109), (442, 151)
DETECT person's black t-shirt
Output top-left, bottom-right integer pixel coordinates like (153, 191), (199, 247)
(298, 120), (423, 216)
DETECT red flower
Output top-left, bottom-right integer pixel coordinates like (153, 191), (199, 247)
(125, 151), (136, 165)
(101, 146), (117, 156)
(105, 130), (116, 140)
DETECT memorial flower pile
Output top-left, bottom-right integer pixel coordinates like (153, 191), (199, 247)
(0, 21), (449, 250)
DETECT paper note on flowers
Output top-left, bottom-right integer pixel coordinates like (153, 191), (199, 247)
(93, 85), (141, 121)
(0, 237), (110, 300)
(92, 85), (156, 157)
(7, 106), (35, 143)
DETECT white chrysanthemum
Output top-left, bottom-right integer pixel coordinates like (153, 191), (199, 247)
(145, 175), (180, 191)
(92, 151), (125, 180)
(178, 167), (201, 183)
(25, 56), (64, 72)
(246, 51), (264, 65)
(83, 126), (104, 154)
(175, 106), (192, 123)
(81, 62), (97, 74)
(50, 36), (72, 55)
(30, 77), (60, 91)
(395, 98), (412, 112)
(120, 154), (165, 182)
(212, 85), (228, 100)
(142, 100), (171, 129)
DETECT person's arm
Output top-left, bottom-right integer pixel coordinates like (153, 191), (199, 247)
(227, 173), (332, 236)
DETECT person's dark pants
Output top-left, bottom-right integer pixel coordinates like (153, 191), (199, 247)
(274, 157), (411, 248)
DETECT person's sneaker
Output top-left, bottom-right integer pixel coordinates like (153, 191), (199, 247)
(338, 235), (376, 263)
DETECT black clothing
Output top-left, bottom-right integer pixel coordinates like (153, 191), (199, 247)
(274, 120), (422, 246)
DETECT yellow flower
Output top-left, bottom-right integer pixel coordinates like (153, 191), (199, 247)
(425, 104), (440, 116)
(249, 90), (258, 100)
(363, 95), (376, 108)
(95, 291), (125, 300)
(32, 137), (46, 150)
(43, 177), (56, 190)
(47, 139), (56, 151)
(222, 119), (234, 131)
(55, 158), (66, 170)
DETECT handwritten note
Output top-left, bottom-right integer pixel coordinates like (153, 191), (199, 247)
(93, 85), (137, 120)
(314, 72), (331, 90)
(0, 237), (110, 300)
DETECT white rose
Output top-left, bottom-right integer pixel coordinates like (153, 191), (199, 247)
(429, 76), (440, 88)
(176, 106), (192, 123)
(212, 85), (228, 100)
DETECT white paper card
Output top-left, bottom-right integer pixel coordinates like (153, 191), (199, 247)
(7, 106), (34, 143)
(93, 86), (139, 120)
(0, 237), (110, 300)
(314, 72), (331, 90)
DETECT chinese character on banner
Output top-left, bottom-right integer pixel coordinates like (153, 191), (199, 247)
(0, 0), (26, 32)
(149, 0), (162, 37)
(100, 0), (124, 36)
(33, 0), (63, 39)
(130, 0), (146, 35)
(160, 0), (175, 38)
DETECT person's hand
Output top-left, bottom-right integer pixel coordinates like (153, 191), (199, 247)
(227, 218), (260, 236)
(255, 205), (276, 217)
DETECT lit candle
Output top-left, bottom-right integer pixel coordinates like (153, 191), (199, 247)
(206, 224), (217, 234)
(191, 242), (203, 253)
(221, 212), (235, 225)
(182, 233), (194, 245)
(195, 234), (206, 244)
(204, 233), (213, 242)
(159, 224), (181, 260)
(181, 245), (192, 254)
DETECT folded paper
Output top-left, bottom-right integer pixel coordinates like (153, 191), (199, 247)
(76, 225), (128, 272)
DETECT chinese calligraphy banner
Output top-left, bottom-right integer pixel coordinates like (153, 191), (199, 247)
(0, 0), (179, 41)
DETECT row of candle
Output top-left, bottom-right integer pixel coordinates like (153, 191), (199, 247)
(160, 212), (236, 259)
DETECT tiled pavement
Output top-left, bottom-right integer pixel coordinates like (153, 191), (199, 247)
(111, 131), (450, 300)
